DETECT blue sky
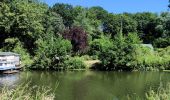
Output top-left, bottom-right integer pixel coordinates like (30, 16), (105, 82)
(44, 0), (169, 13)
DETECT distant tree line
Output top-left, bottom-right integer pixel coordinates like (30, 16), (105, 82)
(0, 0), (170, 71)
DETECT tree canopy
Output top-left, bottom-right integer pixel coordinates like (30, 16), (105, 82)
(0, 1), (170, 71)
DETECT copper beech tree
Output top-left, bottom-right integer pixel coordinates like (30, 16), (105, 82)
(62, 26), (88, 54)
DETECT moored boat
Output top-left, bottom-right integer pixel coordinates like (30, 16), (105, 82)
(0, 52), (21, 74)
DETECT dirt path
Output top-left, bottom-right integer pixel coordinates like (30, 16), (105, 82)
(84, 60), (101, 69)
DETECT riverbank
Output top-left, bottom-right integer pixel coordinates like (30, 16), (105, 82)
(0, 83), (55, 100)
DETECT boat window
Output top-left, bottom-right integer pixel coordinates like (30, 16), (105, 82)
(2, 59), (6, 61)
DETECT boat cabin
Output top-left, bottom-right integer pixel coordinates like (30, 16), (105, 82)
(0, 52), (20, 71)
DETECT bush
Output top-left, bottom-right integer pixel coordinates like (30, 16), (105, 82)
(91, 33), (142, 71)
(89, 35), (113, 58)
(63, 56), (86, 69)
(32, 36), (72, 70)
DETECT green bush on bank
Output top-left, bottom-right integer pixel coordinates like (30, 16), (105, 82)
(63, 56), (86, 70)
(90, 33), (142, 71)
(31, 36), (72, 70)
(89, 32), (170, 71)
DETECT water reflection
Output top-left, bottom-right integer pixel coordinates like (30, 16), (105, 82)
(0, 71), (170, 100)
(0, 73), (20, 87)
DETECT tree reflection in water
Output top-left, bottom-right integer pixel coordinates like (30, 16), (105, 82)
(0, 74), (20, 87)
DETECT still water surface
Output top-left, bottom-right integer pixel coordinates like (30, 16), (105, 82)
(0, 71), (170, 100)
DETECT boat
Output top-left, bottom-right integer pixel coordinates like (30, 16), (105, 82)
(0, 52), (21, 74)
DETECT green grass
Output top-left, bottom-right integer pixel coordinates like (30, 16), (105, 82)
(0, 83), (56, 100)
(145, 83), (170, 100)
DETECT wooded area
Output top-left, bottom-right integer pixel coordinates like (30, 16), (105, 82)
(0, 0), (170, 71)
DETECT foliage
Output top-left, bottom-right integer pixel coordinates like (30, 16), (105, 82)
(32, 35), (72, 70)
(43, 10), (65, 35)
(0, 83), (55, 100)
(103, 14), (137, 37)
(153, 13), (170, 48)
(63, 56), (86, 69)
(51, 3), (74, 28)
(89, 35), (113, 58)
(0, 38), (33, 67)
(87, 6), (108, 35)
(73, 6), (95, 35)
(90, 33), (142, 70)
(145, 83), (170, 100)
(62, 26), (88, 54)
(0, 0), (170, 70)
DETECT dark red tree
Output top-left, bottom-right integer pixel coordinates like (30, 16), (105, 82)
(62, 26), (88, 53)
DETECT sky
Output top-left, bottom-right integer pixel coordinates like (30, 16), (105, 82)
(43, 0), (169, 14)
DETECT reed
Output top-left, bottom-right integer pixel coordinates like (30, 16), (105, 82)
(0, 83), (55, 100)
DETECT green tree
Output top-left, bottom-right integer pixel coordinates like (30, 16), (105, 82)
(153, 12), (170, 48)
(51, 3), (74, 28)
(33, 34), (72, 69)
(133, 12), (157, 43)
(103, 14), (137, 37)
(43, 10), (65, 35)
(73, 6), (95, 35)
(92, 33), (141, 71)
(87, 6), (108, 39)
(0, 0), (48, 54)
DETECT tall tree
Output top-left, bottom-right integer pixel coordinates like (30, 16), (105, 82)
(133, 12), (157, 43)
(103, 14), (137, 37)
(0, 0), (48, 54)
(73, 6), (94, 35)
(51, 3), (74, 28)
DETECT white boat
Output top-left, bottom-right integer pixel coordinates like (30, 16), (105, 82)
(0, 52), (20, 71)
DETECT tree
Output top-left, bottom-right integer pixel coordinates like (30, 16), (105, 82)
(73, 6), (95, 35)
(87, 6), (108, 39)
(0, 0), (48, 55)
(43, 10), (65, 36)
(51, 3), (74, 28)
(92, 32), (141, 71)
(34, 34), (72, 69)
(62, 26), (88, 54)
(153, 12), (170, 48)
(89, 35), (113, 59)
(103, 14), (137, 37)
(88, 6), (108, 21)
(133, 12), (157, 43)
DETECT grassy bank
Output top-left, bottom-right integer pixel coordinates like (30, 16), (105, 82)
(0, 84), (55, 100)
(127, 83), (170, 100)
(145, 83), (170, 100)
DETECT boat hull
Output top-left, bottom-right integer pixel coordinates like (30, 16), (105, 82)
(0, 66), (17, 71)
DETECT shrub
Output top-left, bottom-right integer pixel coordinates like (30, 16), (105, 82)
(63, 56), (86, 69)
(32, 36), (72, 70)
(91, 33), (142, 71)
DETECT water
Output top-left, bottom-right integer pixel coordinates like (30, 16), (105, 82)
(0, 71), (170, 100)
